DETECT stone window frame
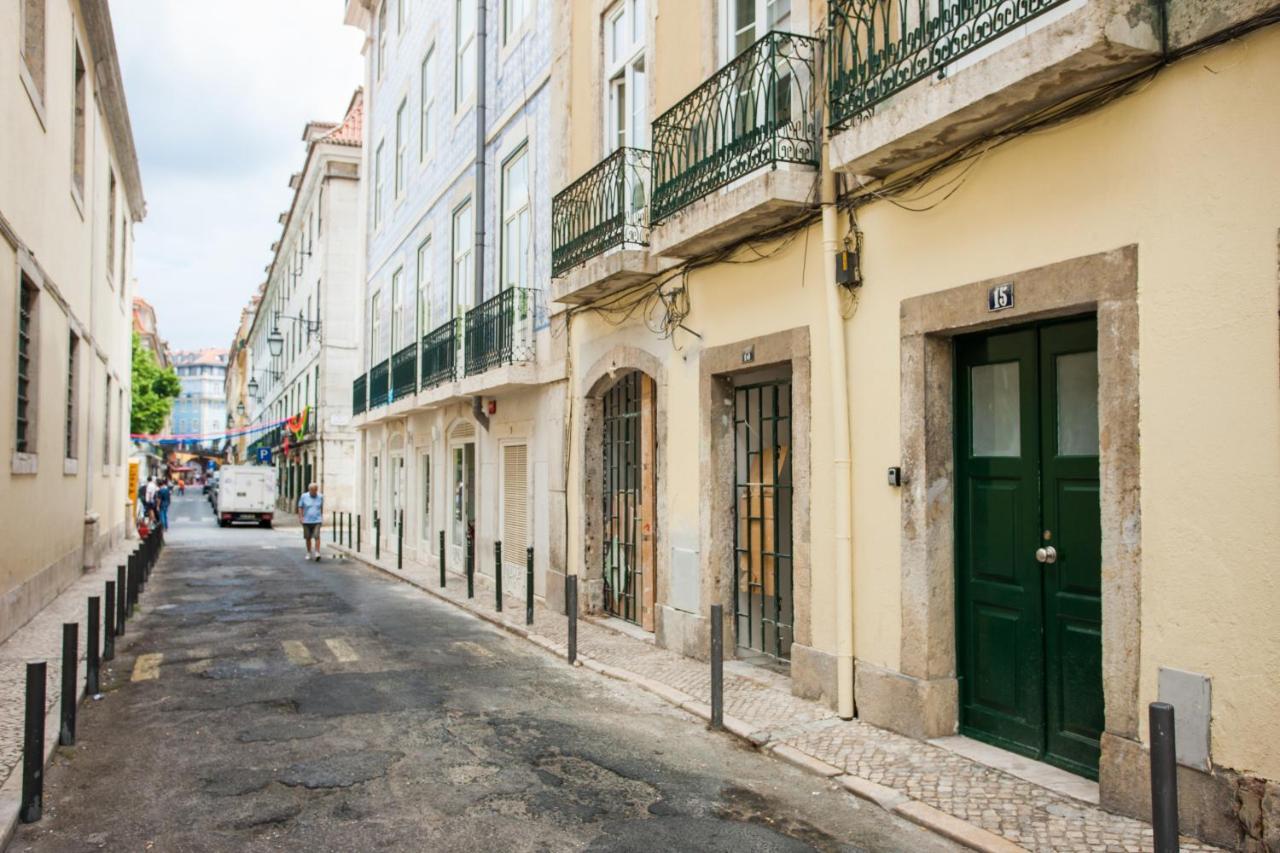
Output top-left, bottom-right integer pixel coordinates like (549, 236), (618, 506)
(19, 0), (48, 127)
(887, 245), (1140, 749)
(700, 327), (813, 672)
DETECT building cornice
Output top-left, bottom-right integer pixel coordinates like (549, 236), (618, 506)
(80, 0), (146, 221)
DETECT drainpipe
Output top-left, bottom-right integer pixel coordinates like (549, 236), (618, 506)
(822, 129), (855, 721)
(472, 0), (489, 433)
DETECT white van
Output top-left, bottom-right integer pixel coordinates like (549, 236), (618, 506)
(216, 465), (277, 528)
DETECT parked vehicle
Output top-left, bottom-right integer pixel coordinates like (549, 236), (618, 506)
(215, 466), (275, 527)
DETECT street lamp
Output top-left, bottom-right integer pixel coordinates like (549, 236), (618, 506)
(268, 326), (285, 357)
(236, 402), (246, 419)
(247, 377), (260, 398)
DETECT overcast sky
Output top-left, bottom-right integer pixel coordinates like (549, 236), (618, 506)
(113, 1), (364, 353)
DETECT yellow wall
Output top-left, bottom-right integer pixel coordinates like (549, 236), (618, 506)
(847, 27), (1280, 777)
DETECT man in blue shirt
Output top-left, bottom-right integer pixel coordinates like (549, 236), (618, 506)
(297, 482), (324, 561)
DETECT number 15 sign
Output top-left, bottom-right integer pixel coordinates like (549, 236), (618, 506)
(988, 282), (1014, 312)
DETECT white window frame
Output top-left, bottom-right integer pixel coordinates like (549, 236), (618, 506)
(394, 98), (408, 197)
(377, 0), (388, 80)
(603, 0), (647, 152)
(720, 0), (792, 62)
(419, 450), (431, 540)
(420, 47), (435, 161)
(500, 145), (531, 292)
(416, 237), (432, 335)
(369, 290), (383, 364)
(454, 0), (476, 110)
(373, 140), (386, 228)
(451, 200), (474, 316)
(502, 0), (531, 46)
(390, 267), (405, 352)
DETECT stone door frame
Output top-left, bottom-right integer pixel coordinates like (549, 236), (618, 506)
(882, 246), (1140, 757)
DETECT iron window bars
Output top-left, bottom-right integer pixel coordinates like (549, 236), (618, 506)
(651, 30), (818, 224)
(828, 0), (1074, 127)
(464, 287), (541, 377)
(551, 147), (652, 277)
(420, 318), (459, 390)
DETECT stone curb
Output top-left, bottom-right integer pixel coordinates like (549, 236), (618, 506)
(332, 544), (1031, 853)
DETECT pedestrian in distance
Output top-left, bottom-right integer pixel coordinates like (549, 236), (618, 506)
(143, 476), (158, 524)
(157, 480), (171, 530)
(298, 482), (324, 561)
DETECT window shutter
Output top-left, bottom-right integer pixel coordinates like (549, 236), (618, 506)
(502, 443), (528, 566)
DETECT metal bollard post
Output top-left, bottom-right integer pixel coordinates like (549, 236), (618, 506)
(357, 514), (362, 552)
(1150, 702), (1180, 853)
(86, 596), (100, 696)
(710, 604), (724, 730)
(397, 510), (403, 570)
(466, 533), (475, 598)
(58, 623), (78, 746)
(20, 661), (46, 823)
(103, 581), (116, 661)
(525, 546), (534, 626)
(495, 541), (503, 612)
(332, 511), (337, 543)
(375, 515), (381, 561)
(347, 513), (352, 548)
(567, 575), (578, 665)
(116, 565), (127, 634)
(126, 556), (136, 611)
(439, 530), (446, 588)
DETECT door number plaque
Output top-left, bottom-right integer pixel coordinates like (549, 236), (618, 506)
(988, 283), (1014, 312)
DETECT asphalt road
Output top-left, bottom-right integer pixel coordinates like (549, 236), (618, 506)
(9, 494), (959, 852)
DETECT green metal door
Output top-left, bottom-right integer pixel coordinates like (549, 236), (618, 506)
(955, 316), (1102, 778)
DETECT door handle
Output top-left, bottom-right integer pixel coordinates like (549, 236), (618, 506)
(1035, 546), (1058, 564)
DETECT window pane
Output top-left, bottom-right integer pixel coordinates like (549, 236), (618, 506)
(970, 362), (1020, 457)
(1056, 350), (1099, 456)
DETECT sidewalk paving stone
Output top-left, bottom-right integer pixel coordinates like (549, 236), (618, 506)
(328, 536), (1225, 853)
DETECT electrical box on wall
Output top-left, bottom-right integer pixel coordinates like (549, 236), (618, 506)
(887, 467), (903, 487)
(835, 250), (860, 286)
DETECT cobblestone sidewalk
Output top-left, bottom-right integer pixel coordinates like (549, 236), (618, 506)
(0, 536), (141, 790)
(328, 536), (1223, 853)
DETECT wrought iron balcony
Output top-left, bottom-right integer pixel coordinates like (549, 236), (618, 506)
(464, 287), (541, 377)
(828, 0), (1075, 128)
(651, 31), (818, 225)
(352, 373), (367, 416)
(552, 147), (652, 278)
(421, 319), (458, 389)
(368, 358), (390, 409)
(391, 343), (417, 401)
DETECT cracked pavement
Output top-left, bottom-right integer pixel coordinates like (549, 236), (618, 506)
(8, 495), (959, 852)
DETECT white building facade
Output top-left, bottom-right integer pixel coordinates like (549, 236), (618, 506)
(243, 90), (364, 517)
(344, 0), (563, 599)
(0, 0), (144, 640)
(171, 349), (228, 452)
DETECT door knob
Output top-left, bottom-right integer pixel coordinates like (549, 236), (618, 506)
(1035, 546), (1058, 564)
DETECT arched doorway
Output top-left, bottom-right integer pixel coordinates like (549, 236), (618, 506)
(600, 370), (657, 629)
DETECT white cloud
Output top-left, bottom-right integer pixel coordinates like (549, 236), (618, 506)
(112, 0), (365, 350)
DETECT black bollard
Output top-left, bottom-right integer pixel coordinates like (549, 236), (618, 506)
(495, 541), (503, 612)
(375, 514), (381, 560)
(525, 546), (534, 626)
(20, 661), (46, 823)
(357, 514), (362, 553)
(397, 510), (403, 570)
(439, 530), (446, 588)
(86, 596), (100, 696)
(1150, 702), (1180, 853)
(116, 565), (127, 635)
(126, 555), (136, 611)
(103, 581), (116, 661)
(332, 511), (337, 543)
(710, 604), (724, 730)
(466, 533), (474, 599)
(567, 575), (578, 665)
(58, 623), (78, 746)
(347, 512), (352, 548)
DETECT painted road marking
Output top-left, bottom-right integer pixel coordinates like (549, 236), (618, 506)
(324, 638), (359, 663)
(282, 641), (314, 666)
(132, 653), (163, 681)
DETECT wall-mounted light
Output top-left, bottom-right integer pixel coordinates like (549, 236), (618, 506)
(268, 327), (285, 357)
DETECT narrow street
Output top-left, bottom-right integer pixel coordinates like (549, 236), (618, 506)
(8, 495), (958, 853)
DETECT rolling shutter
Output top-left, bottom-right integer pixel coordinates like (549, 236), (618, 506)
(502, 443), (528, 566)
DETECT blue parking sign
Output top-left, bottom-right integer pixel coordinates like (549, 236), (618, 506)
(256, 447), (272, 464)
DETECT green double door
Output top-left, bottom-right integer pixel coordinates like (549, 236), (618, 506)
(955, 316), (1102, 778)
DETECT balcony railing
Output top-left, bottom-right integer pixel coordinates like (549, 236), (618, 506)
(552, 147), (652, 277)
(368, 358), (390, 409)
(464, 287), (541, 377)
(353, 373), (367, 416)
(421, 319), (459, 389)
(391, 343), (417, 401)
(828, 0), (1074, 127)
(651, 31), (817, 224)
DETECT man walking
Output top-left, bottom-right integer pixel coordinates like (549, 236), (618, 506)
(298, 482), (324, 561)
(157, 480), (172, 530)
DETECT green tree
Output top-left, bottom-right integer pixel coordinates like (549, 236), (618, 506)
(130, 332), (181, 435)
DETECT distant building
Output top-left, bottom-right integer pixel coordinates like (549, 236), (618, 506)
(131, 296), (171, 369)
(171, 349), (228, 451)
(224, 294), (260, 464)
(1, 0), (145, 642)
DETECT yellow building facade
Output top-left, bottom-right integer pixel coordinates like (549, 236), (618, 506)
(550, 0), (1280, 845)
